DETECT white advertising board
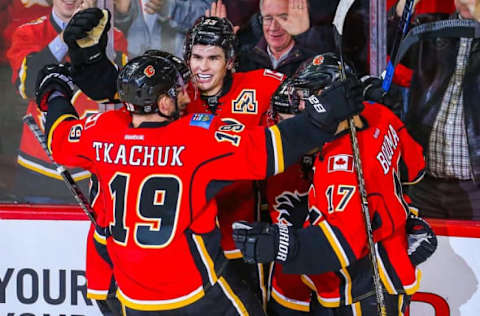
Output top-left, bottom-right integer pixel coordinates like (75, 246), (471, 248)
(410, 235), (480, 315)
(0, 220), (102, 315)
(1, 217), (479, 315)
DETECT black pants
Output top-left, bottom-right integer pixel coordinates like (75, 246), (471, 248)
(408, 173), (480, 220)
(228, 258), (266, 306)
(121, 262), (265, 316)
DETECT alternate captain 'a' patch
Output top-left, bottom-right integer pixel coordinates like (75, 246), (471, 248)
(232, 89), (258, 114)
(190, 113), (214, 129)
(328, 154), (354, 173)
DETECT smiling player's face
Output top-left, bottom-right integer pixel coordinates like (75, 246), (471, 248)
(189, 45), (231, 96)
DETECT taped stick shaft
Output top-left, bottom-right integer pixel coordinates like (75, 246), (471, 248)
(333, 0), (387, 310)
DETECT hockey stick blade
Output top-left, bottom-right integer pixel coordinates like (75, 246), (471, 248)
(333, 0), (355, 36)
(22, 114), (98, 226)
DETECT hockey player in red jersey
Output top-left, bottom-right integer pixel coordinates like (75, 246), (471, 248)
(6, 5), (127, 203)
(182, 15), (285, 303)
(264, 79), (331, 316)
(233, 53), (438, 315)
(34, 46), (364, 313)
(83, 51), (192, 316)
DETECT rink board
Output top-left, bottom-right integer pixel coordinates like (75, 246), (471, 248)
(1, 205), (480, 315)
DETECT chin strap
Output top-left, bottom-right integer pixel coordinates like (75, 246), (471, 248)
(199, 71), (233, 114)
(202, 94), (222, 114)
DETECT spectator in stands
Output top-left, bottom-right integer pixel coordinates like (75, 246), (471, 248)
(6, 5), (127, 315)
(1, 0), (52, 64)
(389, 0), (480, 220)
(114, 0), (215, 58)
(6, 1), (127, 202)
(235, 0), (335, 76)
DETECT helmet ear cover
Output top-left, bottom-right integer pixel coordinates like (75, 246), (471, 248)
(183, 16), (238, 64)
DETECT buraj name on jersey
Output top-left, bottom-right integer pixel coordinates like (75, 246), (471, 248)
(376, 124), (400, 174)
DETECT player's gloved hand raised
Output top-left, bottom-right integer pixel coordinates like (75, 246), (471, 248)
(305, 77), (364, 134)
(361, 75), (403, 114)
(232, 221), (297, 264)
(406, 214), (437, 266)
(63, 8), (111, 65)
(35, 63), (75, 112)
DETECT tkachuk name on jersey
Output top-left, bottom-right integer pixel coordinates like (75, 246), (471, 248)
(92, 142), (185, 167)
(376, 124), (400, 174)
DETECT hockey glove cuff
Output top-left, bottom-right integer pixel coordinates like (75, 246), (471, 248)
(35, 63), (75, 112)
(232, 221), (297, 264)
(63, 8), (111, 66)
(305, 77), (364, 134)
(361, 75), (403, 114)
(406, 213), (437, 266)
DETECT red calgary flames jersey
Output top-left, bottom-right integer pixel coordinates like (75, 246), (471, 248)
(85, 178), (114, 300)
(185, 69), (283, 124)
(49, 110), (284, 309)
(85, 222), (113, 300)
(303, 103), (425, 307)
(186, 69), (284, 255)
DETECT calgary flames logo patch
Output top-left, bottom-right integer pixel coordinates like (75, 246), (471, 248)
(232, 89), (258, 114)
(273, 191), (308, 226)
(312, 55), (324, 65)
(144, 65), (155, 77)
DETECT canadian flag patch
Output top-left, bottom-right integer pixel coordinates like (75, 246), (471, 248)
(328, 154), (354, 173)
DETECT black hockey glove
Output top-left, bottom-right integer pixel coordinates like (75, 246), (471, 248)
(406, 214), (438, 266)
(304, 77), (364, 134)
(35, 63), (75, 112)
(361, 75), (403, 115)
(232, 221), (297, 264)
(63, 8), (111, 66)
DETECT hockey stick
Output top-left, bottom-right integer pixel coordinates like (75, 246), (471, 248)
(393, 19), (480, 68)
(23, 114), (98, 226)
(333, 1), (387, 315)
(382, 0), (415, 91)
